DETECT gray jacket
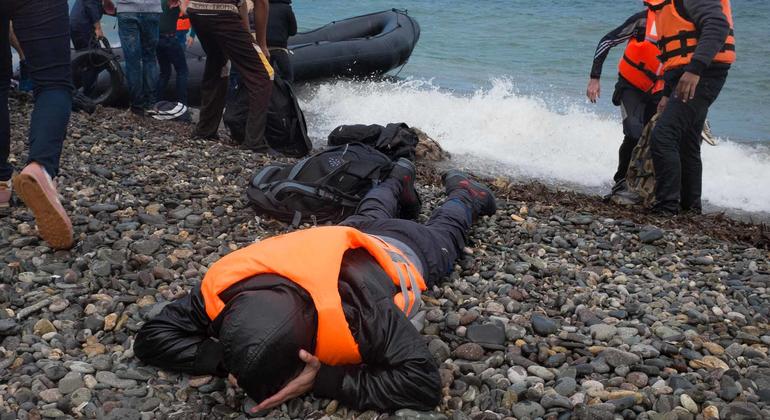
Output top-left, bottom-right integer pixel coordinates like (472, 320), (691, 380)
(116, 0), (162, 14)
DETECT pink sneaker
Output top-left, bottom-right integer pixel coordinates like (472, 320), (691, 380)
(13, 163), (74, 249)
(0, 179), (11, 208)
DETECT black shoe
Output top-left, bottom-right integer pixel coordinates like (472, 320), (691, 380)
(389, 158), (421, 219)
(442, 170), (497, 218)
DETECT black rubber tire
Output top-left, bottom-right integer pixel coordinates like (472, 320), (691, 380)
(71, 48), (126, 106)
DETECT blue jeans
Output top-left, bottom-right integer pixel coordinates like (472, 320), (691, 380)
(117, 12), (160, 110)
(156, 33), (189, 105)
(176, 30), (188, 50)
(1, 0), (72, 180)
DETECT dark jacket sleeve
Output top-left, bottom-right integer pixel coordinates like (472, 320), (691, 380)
(681, 0), (731, 75)
(590, 11), (647, 79)
(312, 252), (441, 411)
(134, 287), (228, 377)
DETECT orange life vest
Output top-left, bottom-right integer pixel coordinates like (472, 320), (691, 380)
(644, 0), (735, 71)
(177, 11), (191, 31)
(200, 226), (427, 366)
(618, 10), (664, 94)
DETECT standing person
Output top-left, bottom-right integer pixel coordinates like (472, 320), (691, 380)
(267, 0), (296, 82)
(645, 0), (735, 215)
(115, 0), (163, 116)
(70, 0), (105, 51)
(70, 0), (106, 94)
(1, 0), (74, 249)
(187, 0), (274, 152)
(586, 10), (662, 200)
(156, 0), (189, 105)
(134, 161), (497, 412)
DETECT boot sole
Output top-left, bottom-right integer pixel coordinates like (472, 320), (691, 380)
(13, 174), (74, 250)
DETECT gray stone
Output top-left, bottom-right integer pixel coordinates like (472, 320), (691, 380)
(69, 388), (92, 408)
(466, 324), (505, 346)
(95, 371), (138, 389)
(527, 365), (554, 381)
(640, 228), (664, 243)
(507, 366), (528, 384)
(130, 239), (162, 255)
(531, 314), (558, 336)
(429, 338), (451, 362)
(541, 393), (572, 410)
(554, 377), (577, 396)
(58, 372), (84, 395)
(394, 409), (448, 420)
(601, 348), (641, 368)
(452, 343), (485, 361)
(721, 402), (762, 420)
(589, 324), (618, 341)
(104, 408), (141, 420)
(512, 401), (545, 419)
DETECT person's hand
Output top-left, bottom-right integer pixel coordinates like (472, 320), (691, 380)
(674, 71), (700, 103)
(169, 0), (181, 7)
(186, 36), (195, 47)
(252, 350), (320, 413)
(95, 26), (104, 39)
(657, 96), (669, 115)
(586, 78), (601, 103)
(260, 43), (271, 60)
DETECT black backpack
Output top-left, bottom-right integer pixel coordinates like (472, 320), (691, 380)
(246, 143), (394, 225)
(265, 72), (312, 157)
(328, 123), (419, 161)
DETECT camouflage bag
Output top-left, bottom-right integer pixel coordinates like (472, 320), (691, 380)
(625, 114), (659, 208)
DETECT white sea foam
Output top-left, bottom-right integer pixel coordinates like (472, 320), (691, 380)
(301, 79), (770, 213)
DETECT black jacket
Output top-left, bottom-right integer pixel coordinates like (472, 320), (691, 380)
(267, 0), (297, 48)
(133, 248), (441, 412)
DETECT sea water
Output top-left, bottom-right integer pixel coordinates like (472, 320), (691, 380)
(79, 0), (770, 213)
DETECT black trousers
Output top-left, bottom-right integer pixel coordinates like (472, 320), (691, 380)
(269, 49), (293, 83)
(342, 178), (473, 287)
(189, 10), (273, 150)
(613, 79), (658, 184)
(651, 74), (726, 213)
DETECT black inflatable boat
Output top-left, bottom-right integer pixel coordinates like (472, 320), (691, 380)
(74, 9), (420, 106)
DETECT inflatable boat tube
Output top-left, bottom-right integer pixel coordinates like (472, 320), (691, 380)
(79, 9), (419, 106)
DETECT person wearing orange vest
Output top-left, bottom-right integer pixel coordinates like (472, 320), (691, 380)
(644, 0), (734, 215)
(586, 10), (663, 200)
(175, 0), (195, 49)
(134, 160), (498, 413)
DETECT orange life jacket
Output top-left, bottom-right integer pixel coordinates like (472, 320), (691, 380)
(200, 226), (427, 366)
(618, 10), (664, 94)
(644, 0), (735, 71)
(177, 11), (191, 31)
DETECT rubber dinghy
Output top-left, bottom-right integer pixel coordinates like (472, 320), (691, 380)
(73, 9), (420, 106)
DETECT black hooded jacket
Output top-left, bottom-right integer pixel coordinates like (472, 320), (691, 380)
(267, 0), (297, 48)
(133, 249), (442, 412)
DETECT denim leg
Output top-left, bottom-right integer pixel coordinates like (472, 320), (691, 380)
(118, 13), (143, 110)
(170, 37), (189, 104)
(176, 30), (188, 49)
(12, 0), (72, 177)
(156, 37), (172, 101)
(139, 13), (160, 108)
(0, 16), (11, 180)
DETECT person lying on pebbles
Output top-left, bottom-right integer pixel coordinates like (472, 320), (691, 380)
(133, 159), (498, 413)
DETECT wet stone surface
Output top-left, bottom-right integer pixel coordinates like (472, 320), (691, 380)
(1, 95), (770, 419)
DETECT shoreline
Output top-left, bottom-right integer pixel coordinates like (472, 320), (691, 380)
(1, 100), (769, 419)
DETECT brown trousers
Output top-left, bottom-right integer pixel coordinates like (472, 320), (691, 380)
(189, 10), (273, 151)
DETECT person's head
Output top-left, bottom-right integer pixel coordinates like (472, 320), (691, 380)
(218, 286), (316, 403)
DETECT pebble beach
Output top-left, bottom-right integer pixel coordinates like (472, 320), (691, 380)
(2, 94), (770, 420)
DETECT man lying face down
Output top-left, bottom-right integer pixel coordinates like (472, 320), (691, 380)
(133, 159), (497, 412)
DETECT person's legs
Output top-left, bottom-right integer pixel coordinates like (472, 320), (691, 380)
(342, 178), (402, 225)
(176, 29), (188, 49)
(189, 12), (229, 138)
(169, 36), (188, 105)
(13, 0), (72, 178)
(155, 35), (173, 102)
(217, 18), (273, 151)
(614, 88), (647, 184)
(270, 49), (293, 83)
(9, 0), (73, 249)
(0, 15), (12, 183)
(117, 13), (144, 112)
(139, 13), (160, 109)
(679, 75), (725, 213)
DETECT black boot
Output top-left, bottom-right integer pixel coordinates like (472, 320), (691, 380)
(388, 158), (422, 219)
(442, 170), (497, 219)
